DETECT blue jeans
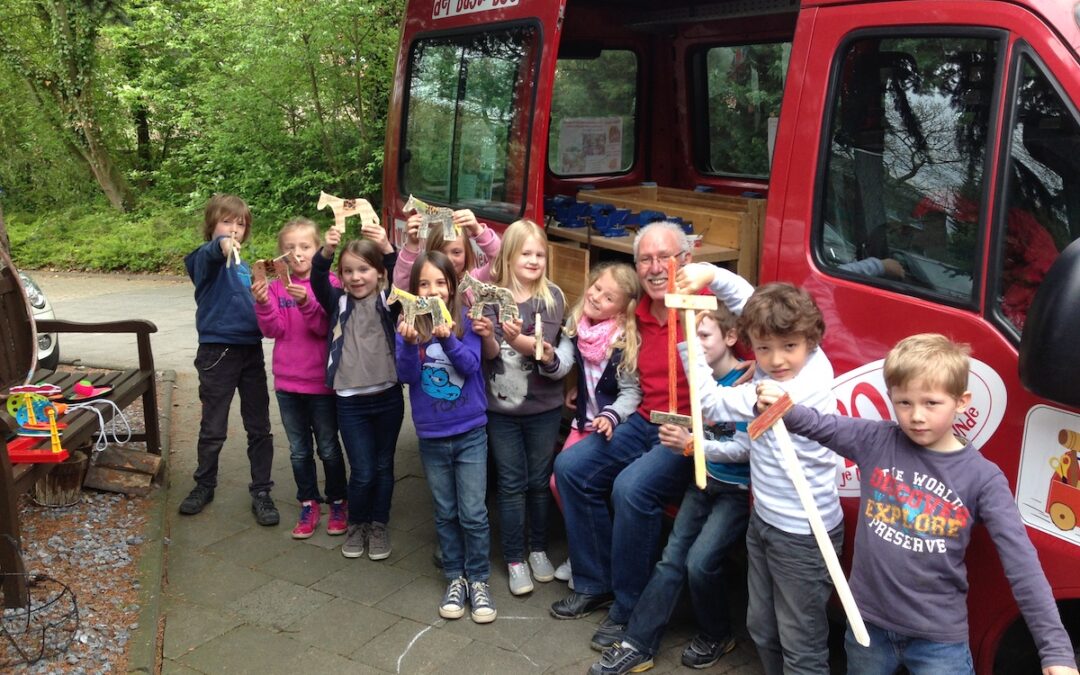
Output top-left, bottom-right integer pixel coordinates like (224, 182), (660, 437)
(746, 511), (843, 675)
(624, 480), (750, 655)
(556, 413), (692, 618)
(487, 407), (562, 563)
(276, 391), (345, 503)
(337, 387), (404, 525)
(419, 426), (491, 582)
(193, 343), (274, 494)
(845, 622), (974, 675)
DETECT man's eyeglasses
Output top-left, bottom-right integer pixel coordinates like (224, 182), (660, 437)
(635, 251), (687, 269)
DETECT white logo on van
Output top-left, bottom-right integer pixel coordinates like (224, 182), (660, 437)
(830, 358), (1007, 497)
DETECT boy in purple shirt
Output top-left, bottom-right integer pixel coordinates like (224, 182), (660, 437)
(758, 333), (1078, 675)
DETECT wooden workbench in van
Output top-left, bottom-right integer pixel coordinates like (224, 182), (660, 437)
(546, 186), (764, 284)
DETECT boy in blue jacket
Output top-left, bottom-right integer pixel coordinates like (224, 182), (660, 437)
(179, 194), (278, 526)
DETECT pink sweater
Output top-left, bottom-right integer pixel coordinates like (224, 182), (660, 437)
(392, 225), (501, 289)
(254, 275), (339, 395)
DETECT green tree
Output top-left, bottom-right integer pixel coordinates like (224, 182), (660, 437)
(0, 0), (135, 210)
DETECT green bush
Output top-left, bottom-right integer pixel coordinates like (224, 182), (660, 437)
(7, 199), (288, 274)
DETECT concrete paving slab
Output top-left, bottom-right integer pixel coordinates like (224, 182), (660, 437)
(203, 522), (297, 567)
(314, 559), (422, 607)
(440, 597), (549, 651)
(298, 645), (386, 674)
(283, 596), (399, 657)
(255, 539), (352, 586)
(161, 660), (206, 675)
(230, 577), (334, 630)
(166, 550), (273, 609)
(178, 624), (309, 673)
(352, 617), (470, 674)
(429, 642), (548, 674)
(161, 599), (243, 660)
(372, 574), (457, 625)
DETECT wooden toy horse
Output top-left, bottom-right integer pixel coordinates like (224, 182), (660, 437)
(458, 273), (520, 322)
(317, 191), (379, 234)
(404, 194), (457, 243)
(252, 253), (294, 286)
(387, 286), (454, 329)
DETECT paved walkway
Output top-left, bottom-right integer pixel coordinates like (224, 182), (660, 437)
(34, 271), (765, 675)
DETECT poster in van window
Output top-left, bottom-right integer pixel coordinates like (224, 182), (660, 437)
(557, 117), (623, 175)
(432, 0), (519, 20)
(829, 358), (1007, 498)
(1016, 405), (1080, 546)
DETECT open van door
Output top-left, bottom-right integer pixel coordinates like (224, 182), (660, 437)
(382, 0), (568, 242)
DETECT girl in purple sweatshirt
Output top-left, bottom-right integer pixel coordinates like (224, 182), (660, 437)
(253, 218), (347, 540)
(396, 251), (495, 625)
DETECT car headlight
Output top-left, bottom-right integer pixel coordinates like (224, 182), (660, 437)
(18, 272), (47, 310)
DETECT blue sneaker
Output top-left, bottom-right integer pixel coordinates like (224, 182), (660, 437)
(589, 643), (653, 674)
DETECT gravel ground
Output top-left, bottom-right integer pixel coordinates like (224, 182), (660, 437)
(3, 365), (156, 673)
(3, 491), (149, 673)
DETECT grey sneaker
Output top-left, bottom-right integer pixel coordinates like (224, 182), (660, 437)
(367, 522), (392, 561)
(251, 491), (279, 526)
(528, 551), (556, 582)
(341, 523), (369, 559)
(554, 558), (572, 581)
(469, 581), (497, 623)
(589, 643), (654, 675)
(508, 561), (534, 595)
(680, 634), (736, 669)
(439, 577), (468, 620)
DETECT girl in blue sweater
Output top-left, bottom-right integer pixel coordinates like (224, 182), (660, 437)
(396, 251), (495, 624)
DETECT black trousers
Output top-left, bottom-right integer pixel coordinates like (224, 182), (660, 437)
(192, 343), (274, 494)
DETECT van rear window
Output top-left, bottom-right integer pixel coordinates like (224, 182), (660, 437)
(701, 42), (791, 178)
(548, 50), (638, 176)
(401, 25), (540, 221)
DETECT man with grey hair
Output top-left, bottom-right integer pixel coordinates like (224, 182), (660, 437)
(551, 221), (754, 652)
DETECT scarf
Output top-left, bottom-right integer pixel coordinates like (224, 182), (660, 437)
(576, 316), (621, 365)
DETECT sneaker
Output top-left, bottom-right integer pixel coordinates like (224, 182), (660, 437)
(291, 500), (320, 539)
(439, 577), (468, 620)
(554, 558), (572, 581)
(528, 551), (556, 582)
(367, 522), (392, 560)
(341, 523), (369, 558)
(508, 562), (534, 595)
(178, 485), (214, 515)
(590, 616), (627, 651)
(468, 581), (497, 623)
(680, 634), (736, 669)
(251, 491), (279, 526)
(326, 500), (348, 536)
(589, 643), (653, 675)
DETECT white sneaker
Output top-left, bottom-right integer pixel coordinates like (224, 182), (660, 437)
(554, 558), (572, 581)
(508, 561), (534, 595)
(529, 551), (556, 582)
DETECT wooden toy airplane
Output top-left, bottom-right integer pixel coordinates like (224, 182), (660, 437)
(404, 194), (457, 242)
(458, 273), (519, 323)
(388, 286), (454, 330)
(317, 191), (379, 235)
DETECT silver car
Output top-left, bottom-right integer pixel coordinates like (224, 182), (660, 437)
(19, 271), (59, 370)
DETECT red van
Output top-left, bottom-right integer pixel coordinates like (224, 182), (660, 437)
(382, 1), (1080, 670)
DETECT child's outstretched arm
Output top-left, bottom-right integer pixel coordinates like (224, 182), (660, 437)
(456, 209), (500, 281)
(678, 341), (758, 422)
(979, 476), (1078, 673)
(675, 262), (754, 314)
(598, 368), (643, 434)
(185, 237), (230, 284)
(310, 244), (337, 317)
(538, 325), (575, 379)
(440, 320), (482, 377)
(253, 280), (287, 339)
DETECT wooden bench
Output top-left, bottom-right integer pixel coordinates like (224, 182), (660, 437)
(0, 259), (159, 608)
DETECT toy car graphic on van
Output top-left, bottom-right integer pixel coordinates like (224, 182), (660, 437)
(831, 359), (1007, 497)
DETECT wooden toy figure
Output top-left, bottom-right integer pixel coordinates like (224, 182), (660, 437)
(458, 273), (520, 323)
(404, 194), (456, 244)
(317, 191), (379, 235)
(387, 286), (454, 330)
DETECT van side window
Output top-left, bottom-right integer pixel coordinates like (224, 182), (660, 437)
(701, 42), (790, 178)
(548, 50), (637, 176)
(995, 54), (1080, 334)
(401, 26), (539, 220)
(817, 36), (1000, 304)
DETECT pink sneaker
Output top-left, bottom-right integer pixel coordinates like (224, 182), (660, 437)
(291, 500), (321, 539)
(326, 500), (348, 536)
